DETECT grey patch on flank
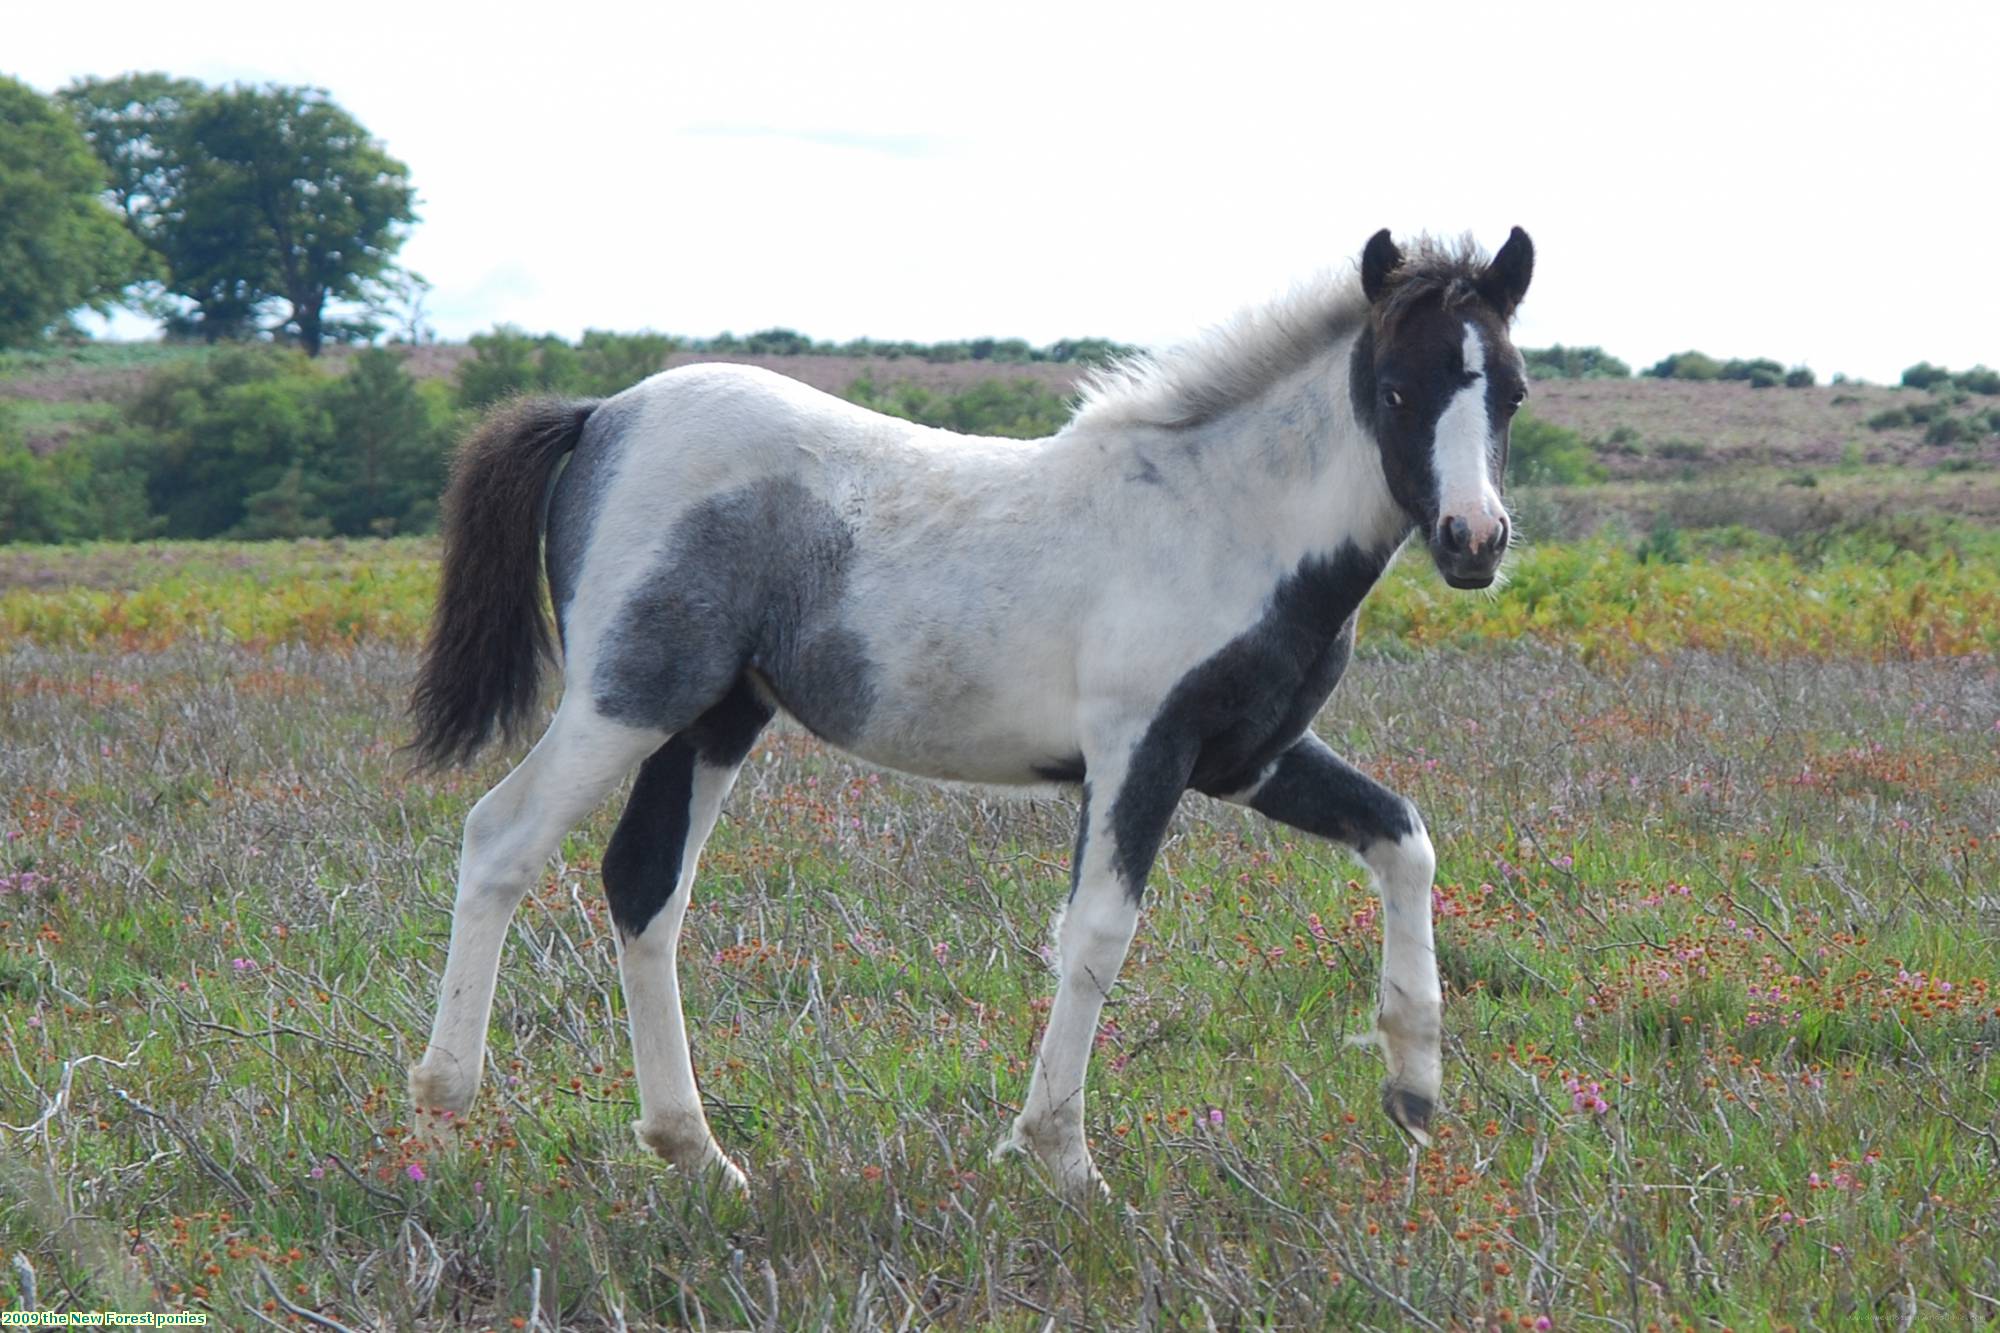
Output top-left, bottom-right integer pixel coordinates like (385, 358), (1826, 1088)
(593, 476), (878, 745)
(545, 395), (646, 637)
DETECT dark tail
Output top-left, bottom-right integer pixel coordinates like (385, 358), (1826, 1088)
(408, 395), (600, 769)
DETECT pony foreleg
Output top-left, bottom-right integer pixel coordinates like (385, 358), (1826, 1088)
(410, 706), (662, 1118)
(1229, 733), (1442, 1143)
(996, 734), (1191, 1198)
(605, 741), (748, 1189)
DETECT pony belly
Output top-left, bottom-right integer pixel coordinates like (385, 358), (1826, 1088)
(787, 702), (1074, 787)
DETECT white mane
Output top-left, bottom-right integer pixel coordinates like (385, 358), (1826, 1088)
(1068, 271), (1369, 432)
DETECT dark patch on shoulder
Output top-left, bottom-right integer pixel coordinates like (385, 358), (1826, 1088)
(1108, 540), (1395, 900)
(1126, 454), (1164, 486)
(595, 477), (877, 745)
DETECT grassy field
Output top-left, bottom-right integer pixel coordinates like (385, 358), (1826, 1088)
(3, 536), (1999, 1329)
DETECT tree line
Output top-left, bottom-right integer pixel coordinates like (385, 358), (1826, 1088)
(0, 332), (1084, 544)
(1, 73), (416, 354)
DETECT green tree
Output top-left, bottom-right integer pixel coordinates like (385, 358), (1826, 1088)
(321, 348), (451, 535)
(175, 87), (417, 354)
(61, 77), (417, 354)
(455, 325), (585, 408)
(0, 77), (142, 347)
(57, 74), (204, 295)
(128, 347), (335, 536)
(574, 329), (676, 396)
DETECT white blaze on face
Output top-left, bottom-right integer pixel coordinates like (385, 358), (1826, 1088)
(1431, 322), (1507, 547)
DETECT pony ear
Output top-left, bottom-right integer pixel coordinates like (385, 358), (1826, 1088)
(1478, 226), (1534, 318)
(1360, 229), (1402, 304)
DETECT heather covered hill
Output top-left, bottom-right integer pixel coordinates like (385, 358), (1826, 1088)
(4, 336), (1998, 540)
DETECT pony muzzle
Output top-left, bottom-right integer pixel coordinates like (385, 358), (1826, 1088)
(1430, 509), (1509, 589)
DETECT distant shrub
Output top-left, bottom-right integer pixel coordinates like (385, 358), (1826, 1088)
(1784, 366), (1816, 388)
(687, 331), (1139, 366)
(455, 325), (569, 409)
(1720, 358), (1786, 387)
(1866, 408), (1909, 431)
(1647, 352), (1801, 386)
(739, 328), (814, 356)
(1954, 365), (2000, 395)
(1509, 412), (1607, 485)
(3, 345), (462, 543)
(1901, 362), (1953, 389)
(1653, 438), (1709, 461)
(1043, 337), (1138, 366)
(843, 375), (1073, 439)
(1522, 345), (1631, 379)
(969, 338), (1036, 363)
(1635, 516), (1688, 564)
(1646, 351), (1723, 381)
(1924, 416), (1974, 446)
(1597, 424), (1643, 454)
(572, 330), (677, 397)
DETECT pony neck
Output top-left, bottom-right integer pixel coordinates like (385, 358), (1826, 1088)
(1163, 325), (1412, 572)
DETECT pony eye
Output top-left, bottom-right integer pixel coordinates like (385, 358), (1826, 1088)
(1384, 388), (1406, 409)
(1509, 390), (1527, 410)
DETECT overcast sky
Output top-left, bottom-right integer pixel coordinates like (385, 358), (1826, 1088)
(11, 1), (1997, 382)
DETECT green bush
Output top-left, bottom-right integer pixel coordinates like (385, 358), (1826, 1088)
(1645, 351), (1723, 380)
(1720, 358), (1785, 385)
(1867, 408), (1910, 431)
(1901, 362), (1953, 389)
(455, 325), (574, 409)
(1508, 412), (1607, 485)
(1, 344), (455, 544)
(1635, 516), (1688, 564)
(1784, 366), (1816, 388)
(1654, 438), (1709, 461)
(843, 375), (1073, 439)
(1924, 416), (1974, 446)
(573, 330), (676, 397)
(1522, 345), (1631, 379)
(1954, 365), (2000, 395)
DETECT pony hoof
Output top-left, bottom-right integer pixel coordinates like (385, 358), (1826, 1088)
(991, 1122), (1107, 1200)
(633, 1119), (748, 1193)
(1382, 1084), (1435, 1147)
(408, 1059), (478, 1116)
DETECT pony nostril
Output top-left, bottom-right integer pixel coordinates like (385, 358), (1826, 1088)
(1494, 516), (1511, 550)
(1440, 516), (1470, 553)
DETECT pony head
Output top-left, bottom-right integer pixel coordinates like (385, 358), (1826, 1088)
(1351, 227), (1533, 589)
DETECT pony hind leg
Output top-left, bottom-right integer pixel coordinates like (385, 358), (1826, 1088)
(409, 702), (666, 1117)
(604, 680), (771, 1189)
